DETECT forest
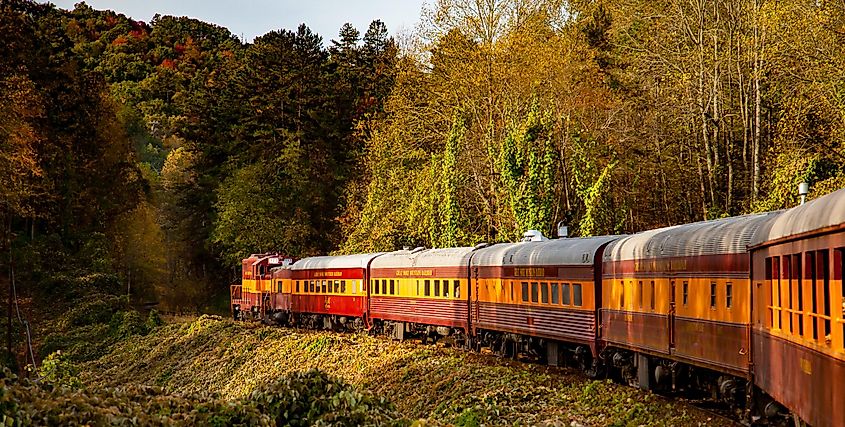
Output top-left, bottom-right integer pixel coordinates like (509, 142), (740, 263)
(2, 0), (845, 315)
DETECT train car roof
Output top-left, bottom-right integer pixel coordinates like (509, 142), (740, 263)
(471, 236), (622, 267)
(291, 253), (385, 270)
(371, 246), (478, 269)
(605, 212), (780, 262)
(751, 187), (845, 247)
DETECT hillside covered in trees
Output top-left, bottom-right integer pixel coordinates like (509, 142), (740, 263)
(2, 0), (845, 317)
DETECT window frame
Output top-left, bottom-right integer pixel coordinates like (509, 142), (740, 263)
(573, 283), (582, 307)
(562, 283), (571, 305)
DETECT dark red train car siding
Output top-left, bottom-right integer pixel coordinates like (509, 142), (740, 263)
(370, 297), (469, 329)
(601, 310), (670, 355)
(473, 302), (596, 345)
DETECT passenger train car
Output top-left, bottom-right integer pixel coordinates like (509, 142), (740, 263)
(601, 213), (777, 398)
(231, 187), (845, 427)
(368, 246), (476, 342)
(749, 191), (845, 427)
(470, 237), (617, 370)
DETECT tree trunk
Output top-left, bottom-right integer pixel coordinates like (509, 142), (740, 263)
(752, 0), (763, 202)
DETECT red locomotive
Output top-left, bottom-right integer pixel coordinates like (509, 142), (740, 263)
(232, 188), (845, 427)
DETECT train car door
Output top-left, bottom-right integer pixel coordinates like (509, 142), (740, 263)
(669, 279), (676, 349)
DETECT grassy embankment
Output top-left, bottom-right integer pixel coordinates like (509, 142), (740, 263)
(70, 315), (733, 426)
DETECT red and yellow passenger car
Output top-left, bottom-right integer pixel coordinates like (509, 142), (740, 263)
(369, 247), (476, 342)
(470, 237), (617, 366)
(289, 253), (381, 329)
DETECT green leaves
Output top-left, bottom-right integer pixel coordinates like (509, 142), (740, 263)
(497, 102), (558, 239)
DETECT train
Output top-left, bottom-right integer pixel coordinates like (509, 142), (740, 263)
(231, 187), (845, 427)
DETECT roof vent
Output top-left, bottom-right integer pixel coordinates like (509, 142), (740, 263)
(557, 222), (568, 238)
(798, 182), (809, 205)
(473, 242), (490, 250)
(521, 230), (548, 242)
(410, 246), (425, 254)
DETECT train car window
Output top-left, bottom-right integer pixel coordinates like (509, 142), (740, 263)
(820, 249), (831, 341)
(322, 280), (327, 293)
(638, 281), (643, 309)
(785, 257), (793, 333)
(443, 280), (449, 298)
(573, 284), (582, 306)
(795, 254), (804, 336)
(454, 280), (460, 298)
(510, 281), (514, 301)
(671, 281), (676, 306)
(434, 280), (440, 297)
(682, 281), (688, 306)
(562, 283), (571, 305)
(522, 282), (529, 302)
(619, 282), (624, 308)
(773, 256), (781, 330)
(837, 248), (844, 348)
(650, 281), (655, 310)
(726, 282), (733, 308)
(808, 252), (818, 340)
(390, 279), (396, 295)
(296, 281), (300, 293)
(310, 280), (315, 293)
(531, 282), (539, 303)
(425, 280), (431, 296)
(551, 283), (559, 304)
(259, 265), (265, 276)
(710, 282), (717, 309)
(341, 280), (347, 293)
(541, 282), (549, 304)
(334, 280), (340, 293)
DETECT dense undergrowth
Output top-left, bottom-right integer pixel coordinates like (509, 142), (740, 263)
(76, 316), (731, 426)
(1, 368), (403, 426)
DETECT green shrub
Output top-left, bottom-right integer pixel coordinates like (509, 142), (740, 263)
(38, 352), (82, 390)
(146, 309), (163, 329)
(250, 369), (406, 426)
(109, 311), (147, 339)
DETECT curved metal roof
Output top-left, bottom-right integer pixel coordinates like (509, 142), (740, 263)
(751, 187), (845, 246)
(291, 253), (385, 270)
(605, 212), (780, 262)
(472, 236), (622, 267)
(371, 247), (477, 269)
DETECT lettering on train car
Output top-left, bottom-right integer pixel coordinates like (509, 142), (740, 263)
(314, 271), (343, 278)
(633, 259), (688, 272)
(395, 269), (433, 277)
(513, 267), (547, 277)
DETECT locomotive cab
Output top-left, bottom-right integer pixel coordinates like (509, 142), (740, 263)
(231, 253), (293, 320)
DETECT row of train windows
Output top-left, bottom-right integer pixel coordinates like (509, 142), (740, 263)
(295, 280), (348, 294)
(764, 248), (845, 348)
(371, 279), (460, 298)
(619, 281), (733, 310)
(519, 282), (583, 307)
